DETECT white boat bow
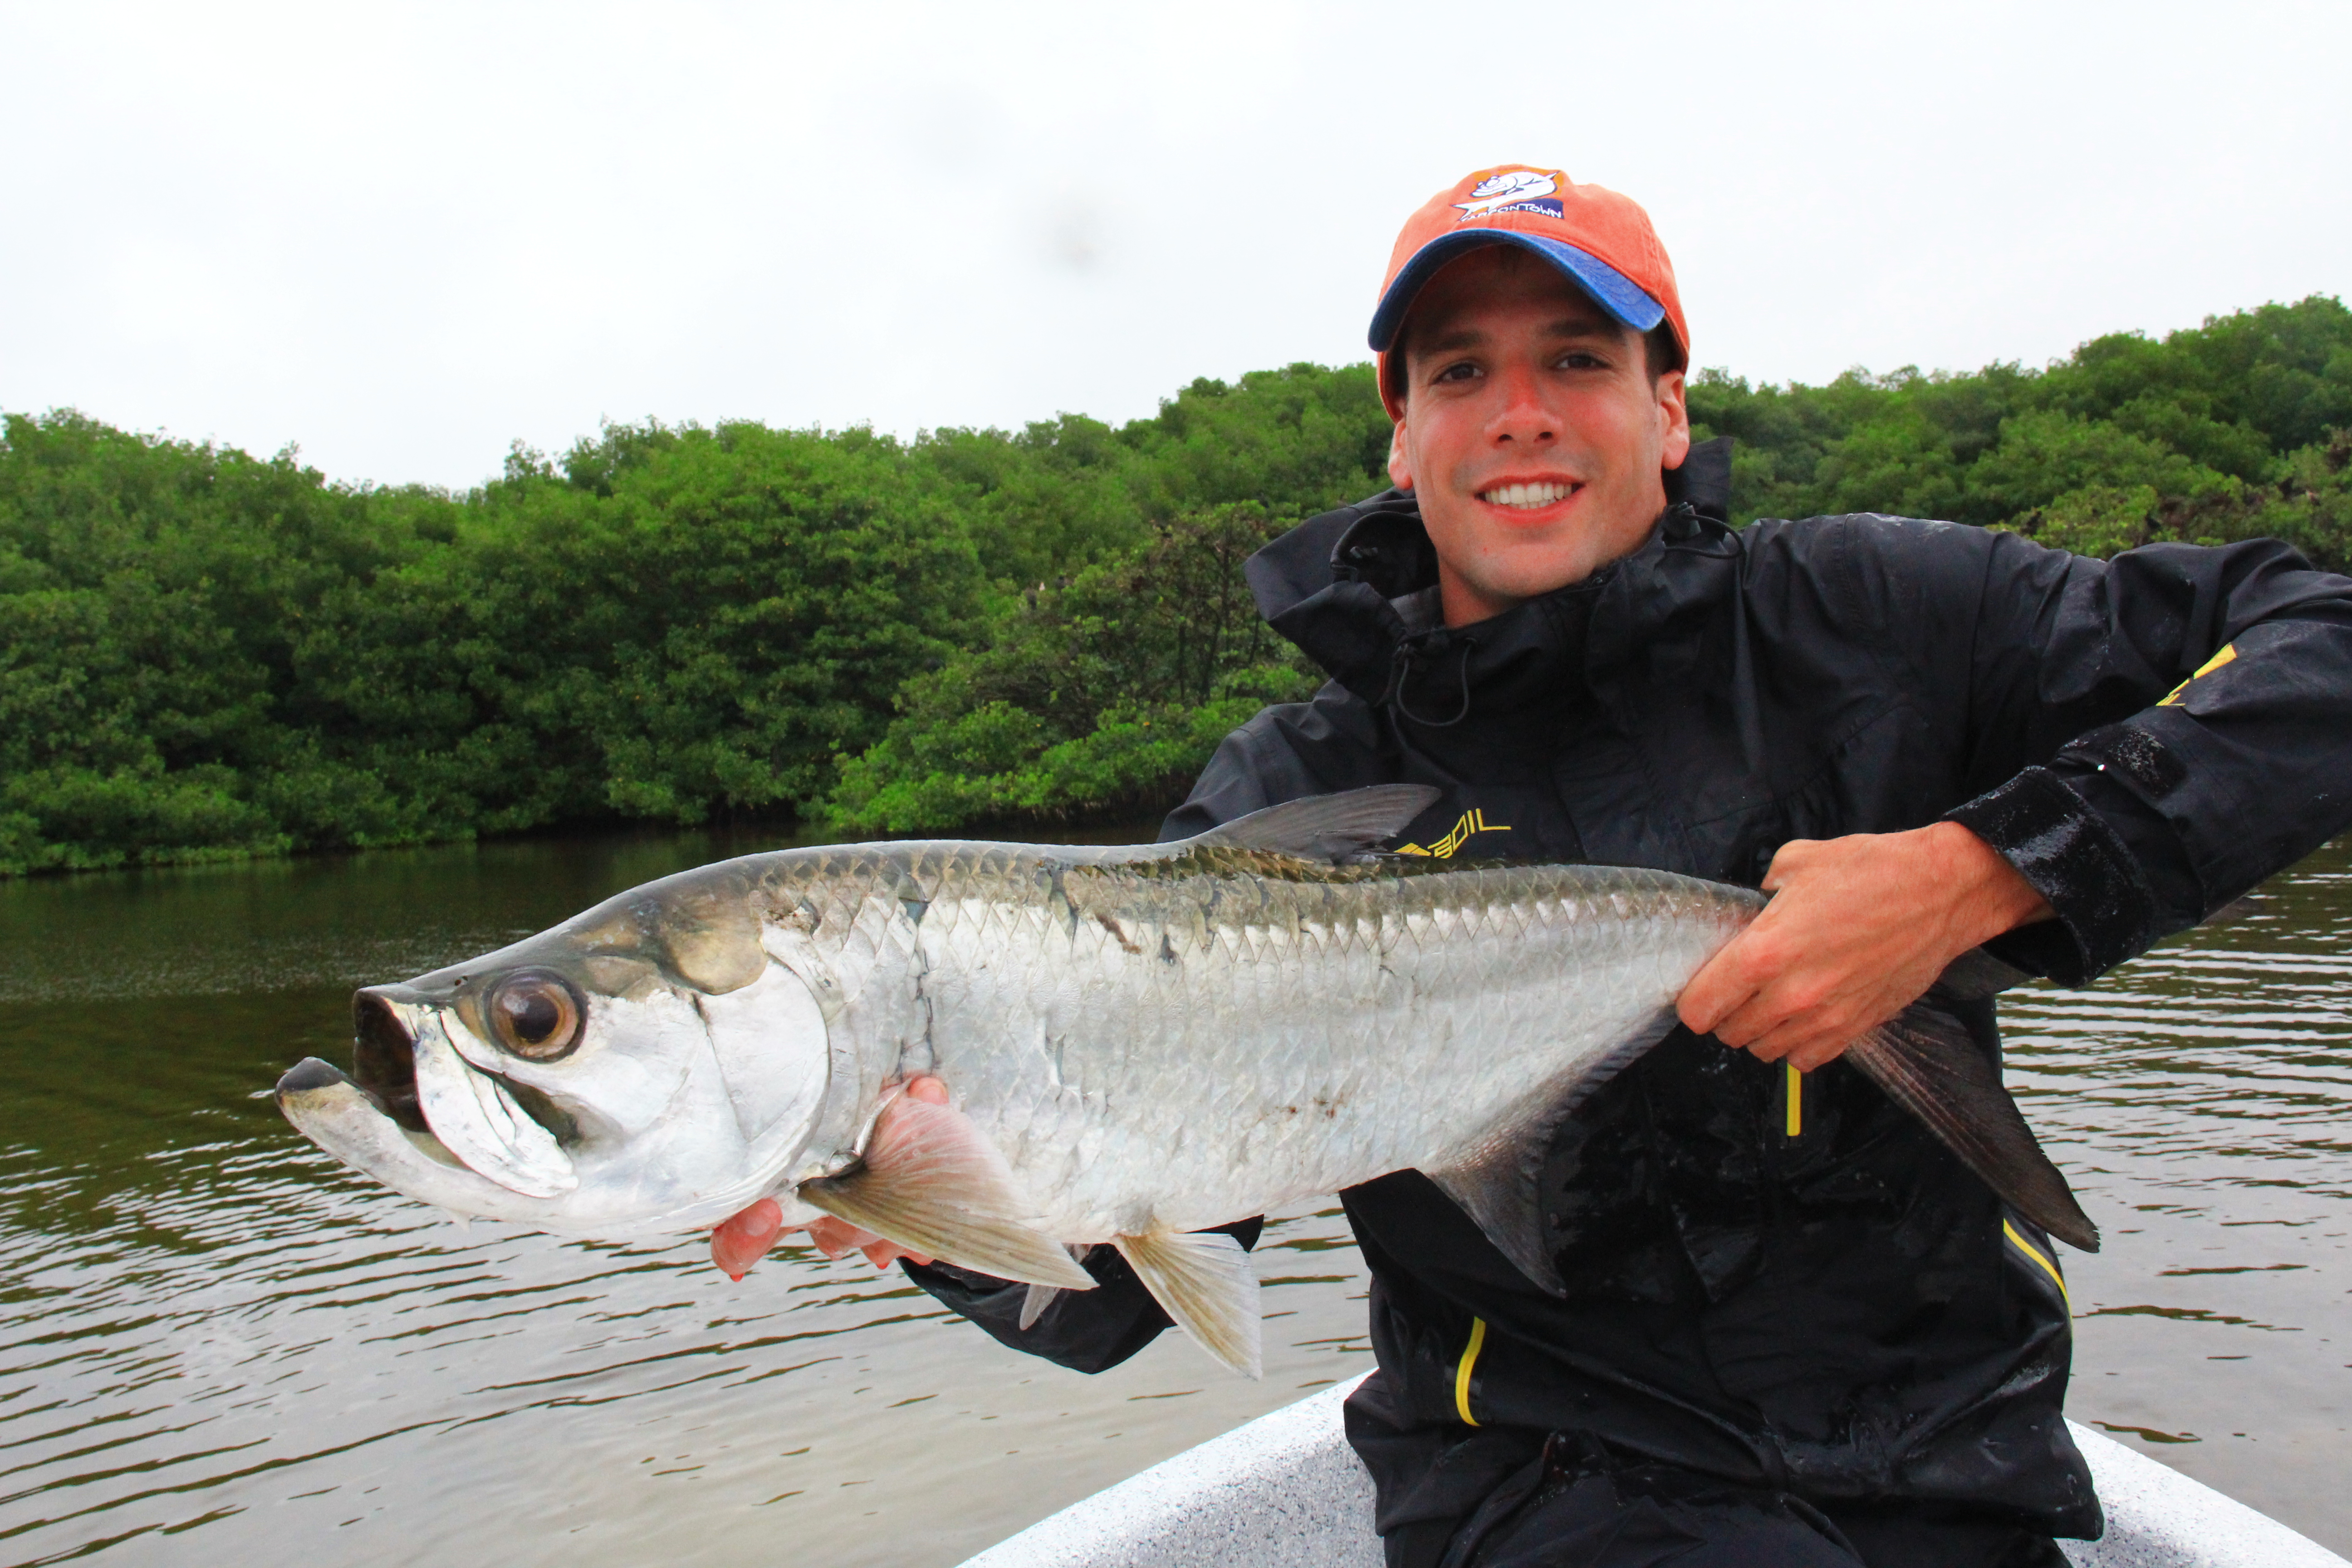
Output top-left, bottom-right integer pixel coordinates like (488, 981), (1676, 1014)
(961, 1375), (2345, 1568)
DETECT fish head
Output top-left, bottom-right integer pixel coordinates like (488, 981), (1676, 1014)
(276, 861), (841, 1238)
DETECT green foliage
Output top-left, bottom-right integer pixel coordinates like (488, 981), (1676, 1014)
(0, 364), (1387, 873)
(905, 362), (1392, 589)
(0, 414), (986, 872)
(2001, 430), (2352, 566)
(5, 301), (2348, 868)
(1690, 295), (2352, 560)
(823, 504), (1319, 834)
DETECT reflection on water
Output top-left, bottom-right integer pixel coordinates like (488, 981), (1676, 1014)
(1999, 848), (2352, 1548)
(0, 833), (2344, 1565)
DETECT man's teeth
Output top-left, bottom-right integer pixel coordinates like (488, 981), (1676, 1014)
(1480, 481), (1574, 509)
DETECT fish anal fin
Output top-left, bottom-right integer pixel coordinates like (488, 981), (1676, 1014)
(798, 1095), (1095, 1290)
(1845, 1004), (2101, 1253)
(1427, 1157), (1563, 1297)
(1191, 784), (1442, 864)
(1115, 1230), (1262, 1379)
(1428, 1006), (1683, 1297)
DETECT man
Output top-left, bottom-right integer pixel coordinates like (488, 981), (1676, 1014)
(717, 167), (2352, 1565)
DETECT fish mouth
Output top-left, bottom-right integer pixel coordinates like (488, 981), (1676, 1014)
(275, 993), (582, 1206)
(352, 993), (428, 1132)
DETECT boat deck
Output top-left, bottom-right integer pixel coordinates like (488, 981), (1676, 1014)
(962, 1376), (2346, 1568)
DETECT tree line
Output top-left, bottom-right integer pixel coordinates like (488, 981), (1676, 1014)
(4, 296), (2347, 875)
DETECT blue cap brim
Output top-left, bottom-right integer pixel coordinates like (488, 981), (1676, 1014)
(1367, 230), (1665, 353)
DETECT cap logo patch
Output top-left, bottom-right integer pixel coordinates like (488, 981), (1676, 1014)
(1455, 170), (1562, 220)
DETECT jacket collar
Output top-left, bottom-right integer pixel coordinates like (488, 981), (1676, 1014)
(1240, 439), (1743, 734)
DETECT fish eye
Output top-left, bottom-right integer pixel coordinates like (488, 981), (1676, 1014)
(485, 970), (585, 1061)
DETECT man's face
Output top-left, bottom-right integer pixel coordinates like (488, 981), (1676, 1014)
(1387, 246), (1690, 627)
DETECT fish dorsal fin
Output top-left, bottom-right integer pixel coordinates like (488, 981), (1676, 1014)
(1426, 1006), (1683, 1297)
(1114, 1230), (1263, 1378)
(1846, 1004), (2100, 1252)
(1189, 784), (1442, 863)
(798, 1095), (1096, 1290)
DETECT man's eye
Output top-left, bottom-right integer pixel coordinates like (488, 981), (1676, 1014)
(1434, 361), (1481, 384)
(1557, 351), (1606, 370)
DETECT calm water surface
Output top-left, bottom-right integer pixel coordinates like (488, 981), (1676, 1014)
(0, 831), (2345, 1565)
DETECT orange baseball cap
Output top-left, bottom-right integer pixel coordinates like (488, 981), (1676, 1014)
(1370, 165), (1688, 412)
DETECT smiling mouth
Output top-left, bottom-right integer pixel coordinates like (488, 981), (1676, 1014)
(1477, 480), (1578, 510)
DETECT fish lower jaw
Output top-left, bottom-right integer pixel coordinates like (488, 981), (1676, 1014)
(401, 1125), (469, 1170)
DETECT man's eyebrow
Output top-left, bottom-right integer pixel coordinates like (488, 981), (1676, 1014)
(1417, 316), (1620, 356)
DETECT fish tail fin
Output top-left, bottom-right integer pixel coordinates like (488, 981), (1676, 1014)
(1847, 1004), (2101, 1252)
(798, 1096), (1096, 1289)
(1114, 1230), (1262, 1378)
(1928, 946), (2036, 1001)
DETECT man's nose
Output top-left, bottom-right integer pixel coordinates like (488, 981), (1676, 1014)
(1486, 363), (1556, 444)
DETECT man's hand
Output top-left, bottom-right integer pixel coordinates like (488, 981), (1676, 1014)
(708, 1076), (947, 1280)
(1677, 823), (2052, 1072)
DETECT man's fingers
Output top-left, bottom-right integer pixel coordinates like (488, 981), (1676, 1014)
(1696, 976), (1875, 1068)
(707, 1097), (949, 1282)
(859, 1238), (933, 1269)
(1757, 837), (1825, 892)
(1785, 1031), (1856, 1073)
(711, 1198), (785, 1281)
(805, 1215), (881, 1260)
(1678, 932), (1772, 1035)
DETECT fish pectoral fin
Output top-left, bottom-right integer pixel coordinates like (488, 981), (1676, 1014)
(1016, 1245), (1093, 1329)
(797, 1096), (1095, 1290)
(1190, 784), (1442, 864)
(1114, 1230), (1262, 1379)
(1845, 1004), (2101, 1252)
(1429, 1005), (1684, 1297)
(1017, 1284), (1061, 1331)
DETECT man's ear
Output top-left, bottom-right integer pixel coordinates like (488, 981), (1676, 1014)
(1387, 420), (1415, 492)
(1656, 370), (1691, 473)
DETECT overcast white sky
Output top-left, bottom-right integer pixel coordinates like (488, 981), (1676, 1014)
(4, 1), (2347, 491)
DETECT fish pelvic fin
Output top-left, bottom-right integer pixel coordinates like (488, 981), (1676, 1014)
(1846, 1004), (2101, 1253)
(798, 1095), (1096, 1290)
(1427, 1006), (1685, 1298)
(1114, 1230), (1262, 1379)
(1189, 784), (1441, 864)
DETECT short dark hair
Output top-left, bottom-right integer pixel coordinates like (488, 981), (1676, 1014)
(1643, 322), (1686, 380)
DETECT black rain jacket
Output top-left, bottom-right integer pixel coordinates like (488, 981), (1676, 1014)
(906, 443), (2352, 1564)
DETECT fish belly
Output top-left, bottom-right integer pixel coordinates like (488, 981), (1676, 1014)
(915, 864), (1753, 1242)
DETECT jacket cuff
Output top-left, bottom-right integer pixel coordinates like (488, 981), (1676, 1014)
(1942, 766), (2161, 985)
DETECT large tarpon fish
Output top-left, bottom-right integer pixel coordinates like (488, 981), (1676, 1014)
(276, 785), (2096, 1376)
